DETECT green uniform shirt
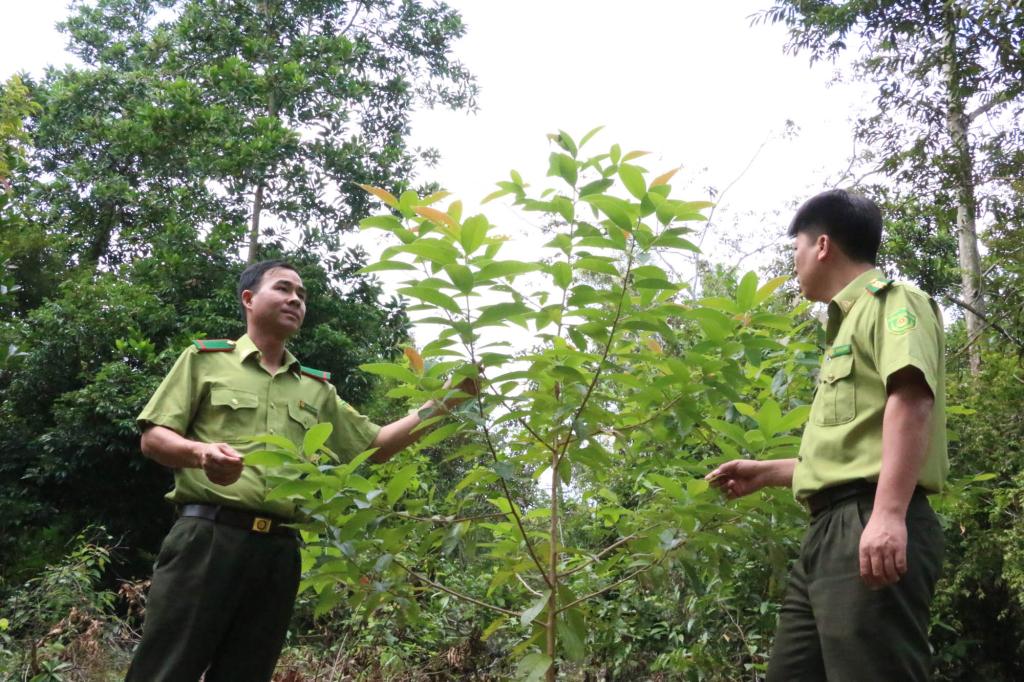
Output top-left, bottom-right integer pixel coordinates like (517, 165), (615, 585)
(137, 334), (381, 518)
(792, 268), (948, 500)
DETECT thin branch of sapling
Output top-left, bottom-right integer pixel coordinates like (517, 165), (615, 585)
(458, 259), (553, 588)
(557, 529), (649, 579)
(393, 558), (519, 617)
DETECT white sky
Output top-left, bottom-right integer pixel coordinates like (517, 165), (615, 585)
(1, 0), (873, 309)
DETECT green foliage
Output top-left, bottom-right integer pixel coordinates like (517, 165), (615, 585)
(255, 131), (815, 678)
(759, 0), (1024, 372)
(0, 527), (131, 680)
(0, 75), (40, 184)
(929, 352), (1024, 681)
(14, 0), (477, 268)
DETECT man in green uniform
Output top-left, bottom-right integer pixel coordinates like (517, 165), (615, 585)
(126, 260), (476, 682)
(706, 189), (947, 680)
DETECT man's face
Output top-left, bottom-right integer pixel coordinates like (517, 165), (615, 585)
(793, 231), (826, 302)
(243, 267), (307, 336)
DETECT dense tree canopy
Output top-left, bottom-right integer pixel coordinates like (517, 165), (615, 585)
(760, 0), (1024, 373)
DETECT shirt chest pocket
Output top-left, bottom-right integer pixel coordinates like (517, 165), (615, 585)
(208, 387), (260, 440)
(287, 400), (319, 431)
(811, 353), (857, 426)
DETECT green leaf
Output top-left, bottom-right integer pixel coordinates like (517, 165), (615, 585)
(579, 178), (613, 197)
(736, 271), (759, 311)
(303, 422), (334, 456)
(416, 421), (461, 450)
(359, 363), (420, 384)
(549, 261), (573, 289)
(460, 214), (489, 254)
(395, 239), (460, 265)
(359, 260), (418, 274)
(520, 593), (549, 627)
(386, 463), (418, 505)
(548, 152), (578, 186)
(576, 257), (619, 277)
(477, 301), (532, 327)
(398, 286), (462, 314)
(779, 405), (811, 432)
(618, 163), (646, 199)
(579, 125), (604, 148)
(244, 449), (292, 467)
(516, 653), (553, 682)
(445, 264), (474, 294)
(558, 607), (587, 662)
(477, 260), (540, 281)
(555, 129), (578, 156)
(754, 275), (790, 306)
(647, 473), (684, 499)
(245, 433), (298, 455)
(972, 472), (997, 482)
(687, 478), (709, 496)
(582, 194), (635, 231)
(482, 615), (507, 641)
(756, 399), (783, 436)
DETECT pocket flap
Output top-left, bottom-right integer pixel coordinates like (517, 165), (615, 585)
(288, 400), (318, 429)
(820, 353), (854, 385)
(210, 387), (259, 410)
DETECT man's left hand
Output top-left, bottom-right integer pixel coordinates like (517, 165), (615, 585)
(858, 511), (908, 589)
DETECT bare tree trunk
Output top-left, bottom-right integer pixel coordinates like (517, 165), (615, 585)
(246, 182), (265, 265)
(944, 21), (985, 375)
(246, 87), (278, 265)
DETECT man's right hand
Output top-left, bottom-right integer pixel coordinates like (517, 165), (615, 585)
(197, 443), (245, 486)
(705, 458), (796, 498)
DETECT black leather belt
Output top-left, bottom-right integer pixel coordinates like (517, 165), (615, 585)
(179, 503), (296, 538)
(806, 480), (926, 516)
(806, 480), (877, 516)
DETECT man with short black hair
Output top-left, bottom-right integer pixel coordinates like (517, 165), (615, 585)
(126, 260), (474, 681)
(707, 189), (947, 680)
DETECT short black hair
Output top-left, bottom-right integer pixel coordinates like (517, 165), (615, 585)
(787, 189), (882, 265)
(237, 259), (299, 319)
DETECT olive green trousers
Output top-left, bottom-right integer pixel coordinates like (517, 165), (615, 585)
(766, 492), (944, 682)
(125, 517), (301, 682)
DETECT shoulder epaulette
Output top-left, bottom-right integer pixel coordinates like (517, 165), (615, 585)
(192, 339), (236, 352)
(865, 278), (894, 295)
(300, 365), (332, 383)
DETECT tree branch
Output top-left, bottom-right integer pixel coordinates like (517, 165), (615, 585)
(946, 295), (1024, 351)
(558, 531), (644, 579)
(394, 559), (518, 617)
(967, 85), (1024, 124)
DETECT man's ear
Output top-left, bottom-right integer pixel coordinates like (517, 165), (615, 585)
(240, 289), (254, 312)
(815, 233), (831, 262)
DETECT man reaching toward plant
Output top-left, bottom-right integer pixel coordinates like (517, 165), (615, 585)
(706, 189), (948, 681)
(126, 259), (476, 682)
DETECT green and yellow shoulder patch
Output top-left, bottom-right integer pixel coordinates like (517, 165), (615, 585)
(192, 338), (236, 352)
(865, 278), (894, 295)
(887, 308), (917, 335)
(300, 365), (332, 383)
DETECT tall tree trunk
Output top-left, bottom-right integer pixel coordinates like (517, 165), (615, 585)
(246, 182), (265, 265)
(247, 2), (279, 265)
(944, 20), (985, 375)
(246, 89), (278, 265)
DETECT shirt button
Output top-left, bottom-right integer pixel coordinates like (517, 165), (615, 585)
(269, 428), (276, 434)
(232, 399), (238, 406)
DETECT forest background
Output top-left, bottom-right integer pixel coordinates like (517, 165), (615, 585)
(1, 1), (1023, 680)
